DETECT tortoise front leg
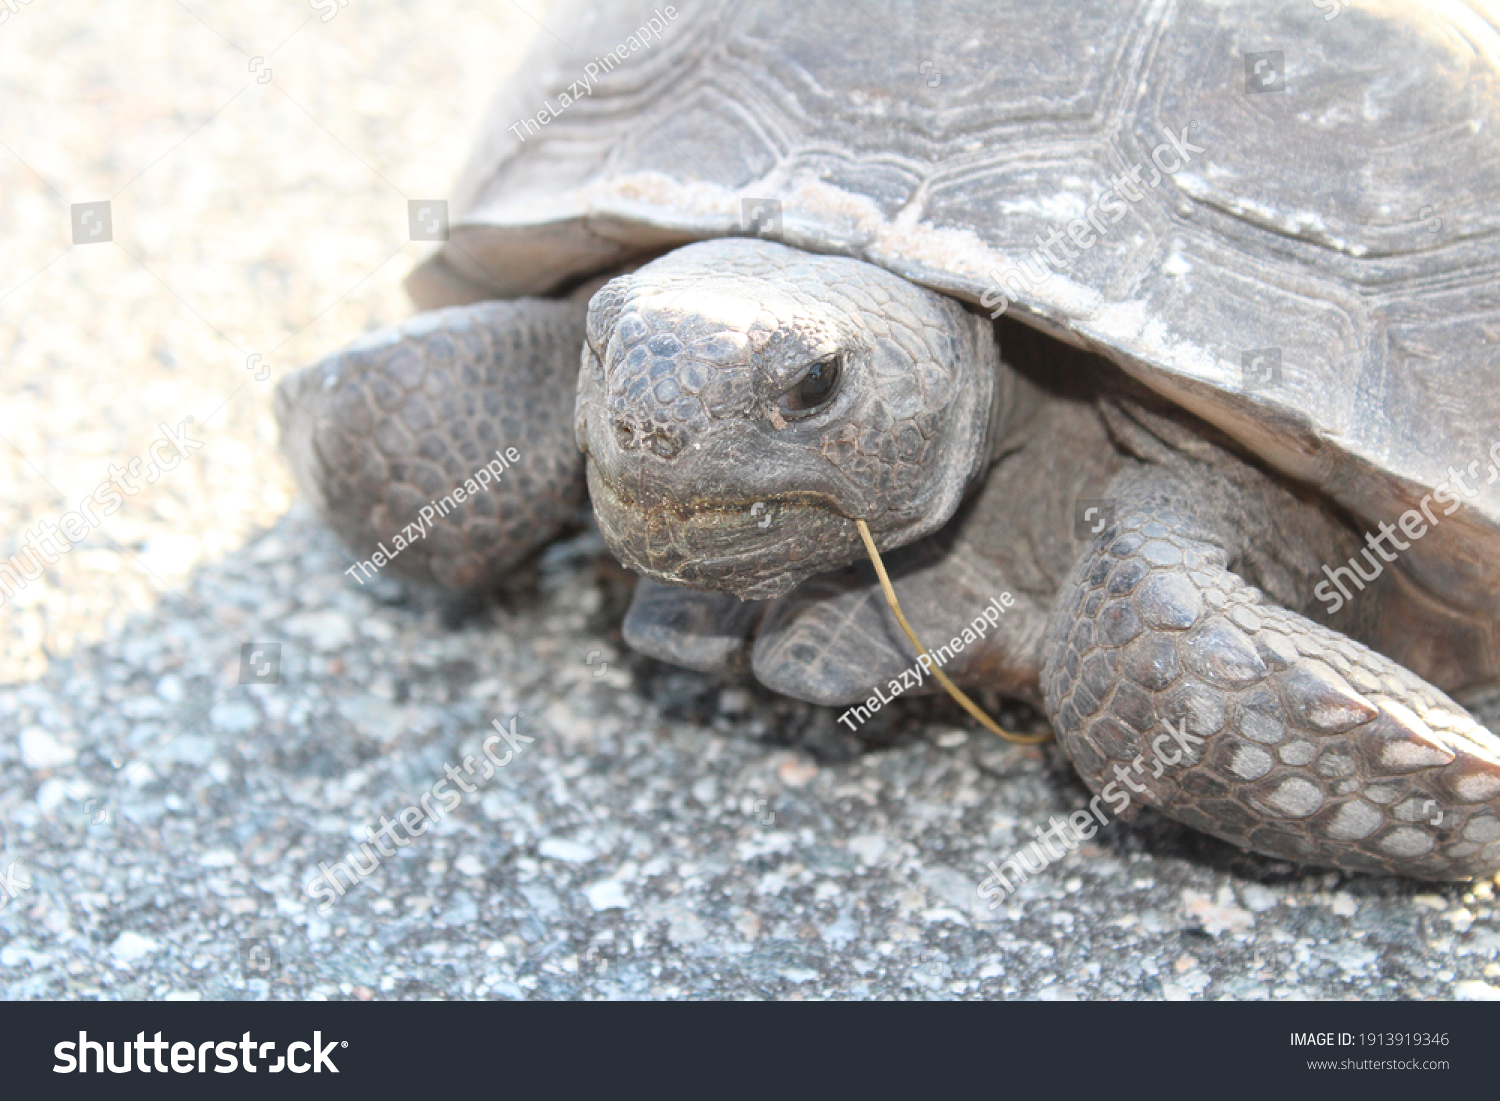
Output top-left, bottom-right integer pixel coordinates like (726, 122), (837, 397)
(1042, 466), (1500, 879)
(619, 537), (993, 696)
(275, 300), (588, 590)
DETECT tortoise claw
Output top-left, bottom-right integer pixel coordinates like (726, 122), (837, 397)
(622, 579), (765, 676)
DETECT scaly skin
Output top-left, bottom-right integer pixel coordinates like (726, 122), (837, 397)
(577, 239), (997, 601)
(275, 300), (588, 588)
(1042, 465), (1500, 878)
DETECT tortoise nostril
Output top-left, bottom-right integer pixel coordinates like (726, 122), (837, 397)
(649, 430), (684, 459)
(612, 417), (685, 459)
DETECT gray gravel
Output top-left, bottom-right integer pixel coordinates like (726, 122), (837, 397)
(4, 0), (1500, 1002)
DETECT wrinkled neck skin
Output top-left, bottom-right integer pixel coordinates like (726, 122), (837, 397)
(577, 239), (1009, 601)
(983, 345), (1045, 472)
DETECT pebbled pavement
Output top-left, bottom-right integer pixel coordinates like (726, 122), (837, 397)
(2, 0), (1500, 1001)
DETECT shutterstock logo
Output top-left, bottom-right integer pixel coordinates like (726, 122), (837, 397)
(55, 1032), (345, 1074)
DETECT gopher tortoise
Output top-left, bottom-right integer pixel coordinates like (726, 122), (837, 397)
(276, 0), (1500, 881)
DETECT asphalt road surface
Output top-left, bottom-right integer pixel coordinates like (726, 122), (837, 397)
(2, 0), (1499, 1001)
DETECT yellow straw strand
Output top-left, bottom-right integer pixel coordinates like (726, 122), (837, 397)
(854, 519), (1050, 747)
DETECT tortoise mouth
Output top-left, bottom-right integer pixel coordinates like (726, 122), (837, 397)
(585, 459), (864, 600)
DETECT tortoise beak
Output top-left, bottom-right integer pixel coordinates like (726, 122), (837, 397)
(584, 459), (861, 600)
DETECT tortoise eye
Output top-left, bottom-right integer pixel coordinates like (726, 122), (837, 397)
(777, 356), (841, 417)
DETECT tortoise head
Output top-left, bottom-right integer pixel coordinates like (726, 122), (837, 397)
(575, 239), (997, 600)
